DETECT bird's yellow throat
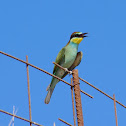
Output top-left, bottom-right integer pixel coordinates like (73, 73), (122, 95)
(71, 37), (83, 44)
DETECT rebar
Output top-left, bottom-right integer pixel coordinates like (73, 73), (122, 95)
(1, 51), (93, 98)
(71, 78), (76, 126)
(26, 56), (32, 126)
(79, 77), (126, 108)
(0, 109), (42, 126)
(72, 69), (84, 126)
(53, 62), (71, 74)
(58, 118), (73, 126)
(53, 61), (93, 99)
(0, 51), (71, 86)
(0, 51), (93, 98)
(53, 61), (126, 108)
(113, 94), (118, 126)
(1, 50), (126, 126)
(80, 90), (93, 99)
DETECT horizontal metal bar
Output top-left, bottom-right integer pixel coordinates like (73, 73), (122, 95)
(1, 51), (125, 108)
(58, 118), (73, 126)
(0, 51), (71, 86)
(53, 62), (71, 73)
(79, 77), (126, 108)
(53, 62), (94, 99)
(0, 109), (42, 126)
(80, 90), (93, 99)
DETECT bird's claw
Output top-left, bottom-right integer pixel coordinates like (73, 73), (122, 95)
(64, 68), (72, 75)
(64, 68), (69, 72)
(69, 71), (72, 75)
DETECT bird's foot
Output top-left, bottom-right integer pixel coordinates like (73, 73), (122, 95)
(64, 68), (69, 72)
(69, 71), (72, 75)
(64, 68), (72, 75)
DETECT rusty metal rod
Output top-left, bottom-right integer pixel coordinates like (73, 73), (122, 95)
(113, 94), (118, 126)
(58, 118), (73, 126)
(0, 109), (42, 126)
(0, 51), (71, 86)
(71, 78), (76, 126)
(72, 69), (84, 126)
(1, 51), (125, 108)
(53, 61), (93, 99)
(80, 90), (93, 99)
(79, 77), (126, 108)
(0, 51), (93, 98)
(53, 62), (72, 74)
(26, 56), (32, 126)
(53, 61), (126, 108)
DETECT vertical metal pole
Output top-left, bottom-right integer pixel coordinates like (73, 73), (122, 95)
(72, 69), (84, 126)
(26, 56), (32, 126)
(113, 94), (118, 126)
(71, 78), (76, 126)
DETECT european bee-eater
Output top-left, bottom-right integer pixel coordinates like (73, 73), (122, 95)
(45, 32), (87, 104)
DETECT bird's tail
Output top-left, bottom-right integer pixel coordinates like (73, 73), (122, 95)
(44, 84), (54, 104)
(45, 77), (60, 104)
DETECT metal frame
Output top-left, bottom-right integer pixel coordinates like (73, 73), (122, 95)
(0, 51), (126, 126)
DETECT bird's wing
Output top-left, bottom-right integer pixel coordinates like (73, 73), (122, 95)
(61, 51), (83, 79)
(68, 51), (83, 71)
(53, 47), (65, 74)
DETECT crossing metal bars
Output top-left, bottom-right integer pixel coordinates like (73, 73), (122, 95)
(0, 50), (126, 126)
(0, 109), (42, 126)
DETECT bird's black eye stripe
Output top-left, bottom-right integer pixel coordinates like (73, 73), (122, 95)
(70, 34), (80, 39)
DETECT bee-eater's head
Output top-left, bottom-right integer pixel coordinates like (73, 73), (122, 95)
(70, 32), (88, 44)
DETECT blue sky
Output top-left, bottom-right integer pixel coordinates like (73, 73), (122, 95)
(0, 0), (126, 126)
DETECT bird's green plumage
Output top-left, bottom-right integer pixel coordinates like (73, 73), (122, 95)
(61, 51), (83, 79)
(45, 32), (87, 104)
(52, 42), (78, 84)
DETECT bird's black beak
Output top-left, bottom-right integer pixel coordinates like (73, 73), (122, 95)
(81, 33), (88, 38)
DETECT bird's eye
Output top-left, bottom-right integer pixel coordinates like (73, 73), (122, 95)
(70, 34), (79, 39)
(74, 34), (78, 37)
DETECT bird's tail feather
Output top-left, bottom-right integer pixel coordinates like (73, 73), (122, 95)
(45, 87), (54, 104)
(46, 84), (50, 91)
(45, 78), (59, 104)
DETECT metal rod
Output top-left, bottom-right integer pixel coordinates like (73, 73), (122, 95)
(26, 56), (32, 126)
(80, 90), (93, 99)
(0, 51), (71, 86)
(53, 62), (71, 74)
(53, 61), (93, 98)
(71, 78), (76, 126)
(113, 94), (118, 126)
(53, 61), (125, 108)
(0, 109), (43, 126)
(0, 50), (125, 107)
(72, 69), (84, 126)
(58, 118), (73, 126)
(0, 51), (93, 98)
(79, 77), (126, 108)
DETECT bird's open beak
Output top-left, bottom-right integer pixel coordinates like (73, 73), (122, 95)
(81, 33), (88, 38)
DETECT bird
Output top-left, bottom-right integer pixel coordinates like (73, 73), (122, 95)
(45, 32), (87, 104)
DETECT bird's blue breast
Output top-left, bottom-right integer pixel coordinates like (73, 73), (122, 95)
(63, 42), (78, 68)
